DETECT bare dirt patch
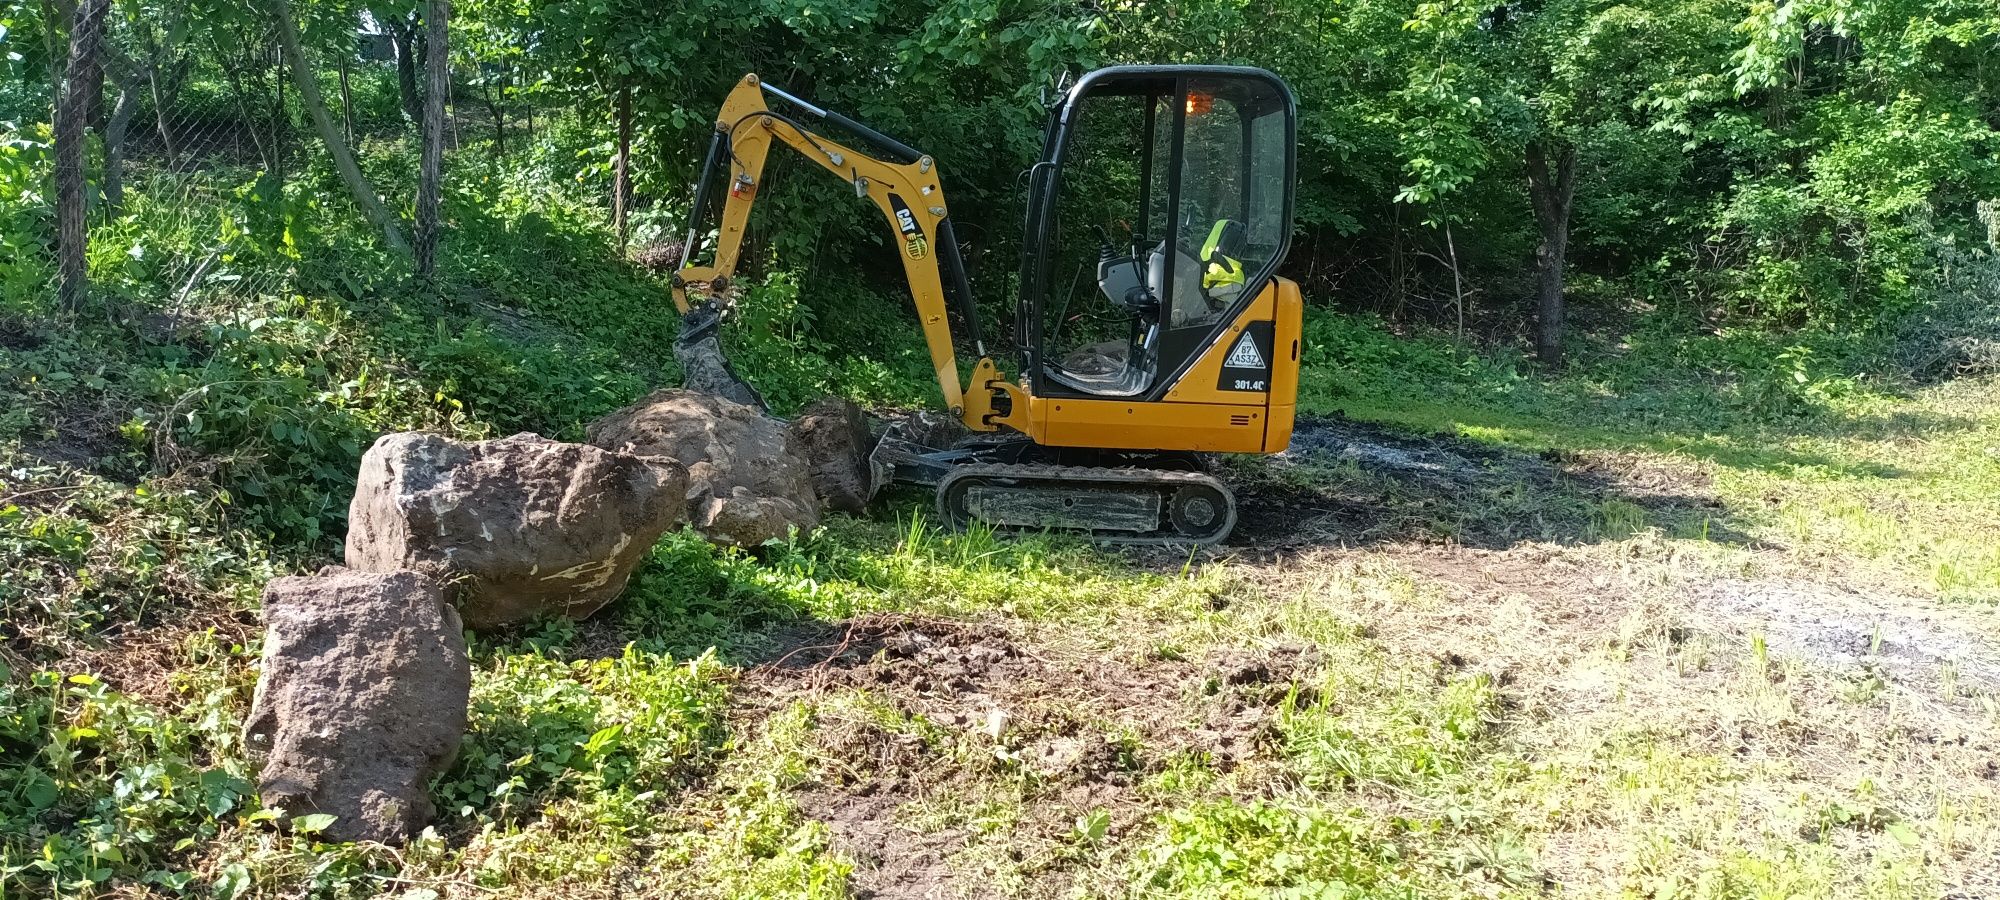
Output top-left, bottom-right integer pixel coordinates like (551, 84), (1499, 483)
(1231, 415), (1728, 553)
(728, 615), (1320, 898)
(1692, 577), (2000, 693)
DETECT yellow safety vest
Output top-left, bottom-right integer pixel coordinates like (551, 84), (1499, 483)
(1200, 219), (1246, 292)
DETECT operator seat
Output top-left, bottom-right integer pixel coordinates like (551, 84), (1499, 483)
(1044, 219), (1249, 397)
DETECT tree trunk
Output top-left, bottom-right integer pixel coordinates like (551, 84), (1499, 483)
(613, 80), (633, 251)
(103, 73), (141, 211)
(1445, 221), (1465, 342)
(271, 49), (286, 178)
(55, 0), (109, 312)
(389, 17), (422, 126)
(480, 78), (505, 154)
(1526, 139), (1577, 366)
(338, 56), (354, 146)
(1387, 200), (1405, 320)
(82, 31), (105, 131)
(270, 0), (410, 253)
(415, 0), (450, 277)
(148, 59), (184, 165)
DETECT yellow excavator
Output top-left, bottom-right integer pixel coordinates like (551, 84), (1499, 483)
(671, 66), (1300, 544)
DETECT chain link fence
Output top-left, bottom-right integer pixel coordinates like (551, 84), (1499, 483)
(7, 1), (591, 319)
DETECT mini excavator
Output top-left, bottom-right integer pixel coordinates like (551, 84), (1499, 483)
(671, 67), (1300, 545)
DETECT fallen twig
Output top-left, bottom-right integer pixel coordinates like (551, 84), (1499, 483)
(0, 484), (89, 506)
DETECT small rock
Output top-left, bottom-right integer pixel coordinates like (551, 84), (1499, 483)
(346, 432), (688, 630)
(244, 569), (469, 844)
(699, 486), (815, 548)
(587, 389), (818, 546)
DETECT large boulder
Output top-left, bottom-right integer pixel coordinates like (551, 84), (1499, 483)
(244, 568), (469, 845)
(788, 397), (878, 515)
(586, 389), (818, 546)
(346, 432), (688, 630)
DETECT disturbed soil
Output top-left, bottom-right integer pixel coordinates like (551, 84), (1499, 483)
(1254, 416), (2000, 698)
(726, 413), (1999, 895)
(732, 616), (1322, 898)
(1232, 414), (1733, 554)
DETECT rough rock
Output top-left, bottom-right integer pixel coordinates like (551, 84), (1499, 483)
(789, 397), (878, 514)
(587, 389), (819, 546)
(346, 432), (688, 629)
(674, 303), (767, 410)
(244, 568), (469, 844)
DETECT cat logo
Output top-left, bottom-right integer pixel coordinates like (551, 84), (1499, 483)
(1224, 332), (1265, 368)
(888, 194), (927, 260)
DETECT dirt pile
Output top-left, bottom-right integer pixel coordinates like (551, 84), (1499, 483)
(346, 431), (690, 630)
(244, 569), (469, 844)
(1234, 414), (1726, 552)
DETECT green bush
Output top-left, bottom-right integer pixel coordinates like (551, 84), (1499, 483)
(437, 647), (728, 823)
(0, 668), (253, 895)
(0, 129), (53, 312)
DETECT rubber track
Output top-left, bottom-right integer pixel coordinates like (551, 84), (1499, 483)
(935, 463), (1238, 546)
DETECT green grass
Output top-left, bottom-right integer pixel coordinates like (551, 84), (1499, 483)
(3, 137), (1997, 897)
(1300, 310), (2000, 600)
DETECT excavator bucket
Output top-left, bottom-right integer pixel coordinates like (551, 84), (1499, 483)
(672, 302), (766, 412)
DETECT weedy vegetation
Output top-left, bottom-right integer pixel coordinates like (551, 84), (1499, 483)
(5, 0), (2000, 895)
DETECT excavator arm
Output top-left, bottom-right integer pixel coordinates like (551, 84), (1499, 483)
(671, 74), (1025, 433)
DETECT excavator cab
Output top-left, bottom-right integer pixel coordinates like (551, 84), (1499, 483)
(1022, 68), (1296, 406)
(671, 65), (1299, 544)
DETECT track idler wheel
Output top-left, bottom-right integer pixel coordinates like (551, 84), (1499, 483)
(1168, 483), (1234, 543)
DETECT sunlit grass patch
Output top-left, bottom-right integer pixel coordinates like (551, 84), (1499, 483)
(1130, 801), (1425, 898)
(1299, 311), (2000, 601)
(1541, 730), (1942, 900)
(440, 646), (729, 821)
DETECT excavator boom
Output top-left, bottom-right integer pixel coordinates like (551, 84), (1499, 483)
(671, 74), (1023, 433)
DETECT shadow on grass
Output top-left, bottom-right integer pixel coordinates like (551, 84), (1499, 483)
(1311, 395), (1912, 482)
(1230, 414), (1755, 553)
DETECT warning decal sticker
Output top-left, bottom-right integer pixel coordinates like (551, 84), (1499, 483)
(1225, 333), (1265, 368)
(1215, 320), (1275, 393)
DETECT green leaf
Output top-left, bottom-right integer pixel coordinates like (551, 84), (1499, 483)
(22, 769), (58, 808)
(292, 813), (338, 834)
(212, 862), (251, 899)
(580, 724), (624, 759)
(1073, 808), (1110, 844)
